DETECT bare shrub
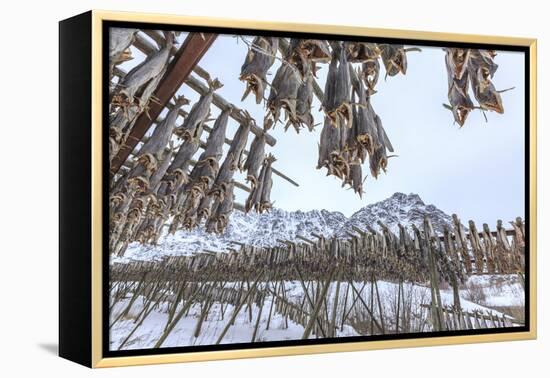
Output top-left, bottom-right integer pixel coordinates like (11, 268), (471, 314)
(463, 281), (487, 305)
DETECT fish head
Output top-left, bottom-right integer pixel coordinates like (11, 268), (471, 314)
(175, 95), (190, 107)
(452, 105), (472, 126)
(480, 90), (504, 114)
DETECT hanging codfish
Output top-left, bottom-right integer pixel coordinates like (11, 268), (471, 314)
(109, 192), (131, 241)
(240, 37), (278, 104)
(196, 194), (214, 224)
(206, 182), (235, 234)
(265, 62), (301, 129)
(243, 134), (266, 188)
(444, 48), (471, 81)
(444, 49), (474, 126)
(468, 50), (506, 114)
(225, 113), (252, 172)
(361, 57), (381, 94)
(259, 154), (275, 213)
(286, 67), (315, 133)
(470, 50), (499, 78)
(177, 78), (223, 140)
(353, 70), (380, 158)
(109, 66), (167, 162)
(347, 163), (364, 197)
(117, 31), (175, 103)
(379, 44), (421, 77)
(109, 28), (137, 77)
(138, 95), (189, 161)
(368, 114), (394, 178)
(112, 195), (150, 256)
(134, 198), (163, 244)
(187, 106), (231, 193)
(165, 126), (204, 187)
(322, 42), (352, 129)
(210, 114), (252, 201)
(181, 184), (204, 230)
(317, 116), (348, 179)
(109, 28), (137, 62)
(245, 154), (275, 213)
(149, 145), (176, 194)
(125, 153), (158, 193)
(300, 39), (332, 63)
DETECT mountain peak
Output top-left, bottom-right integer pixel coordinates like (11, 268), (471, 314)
(345, 192), (450, 236)
(389, 192), (425, 205)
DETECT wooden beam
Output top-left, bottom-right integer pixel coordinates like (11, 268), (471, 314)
(110, 33), (218, 176)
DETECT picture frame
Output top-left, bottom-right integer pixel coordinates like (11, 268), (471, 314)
(59, 10), (537, 368)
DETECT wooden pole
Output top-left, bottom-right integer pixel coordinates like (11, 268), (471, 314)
(302, 269), (335, 339)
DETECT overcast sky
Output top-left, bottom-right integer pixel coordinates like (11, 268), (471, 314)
(120, 31), (525, 227)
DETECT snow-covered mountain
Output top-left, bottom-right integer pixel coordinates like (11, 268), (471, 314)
(342, 192), (454, 236)
(119, 192), (454, 262)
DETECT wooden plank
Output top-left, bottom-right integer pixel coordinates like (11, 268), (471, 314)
(110, 33), (218, 176)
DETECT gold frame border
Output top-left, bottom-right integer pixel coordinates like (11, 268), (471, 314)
(90, 9), (537, 368)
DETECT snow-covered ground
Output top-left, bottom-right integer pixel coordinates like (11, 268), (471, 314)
(109, 279), (523, 350)
(461, 274), (525, 308)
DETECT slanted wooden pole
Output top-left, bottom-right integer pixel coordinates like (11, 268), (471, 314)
(302, 269), (335, 339)
(215, 271), (264, 344)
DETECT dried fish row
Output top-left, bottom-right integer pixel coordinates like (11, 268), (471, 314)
(111, 216), (524, 282)
(317, 66), (394, 196)
(179, 107), (233, 230)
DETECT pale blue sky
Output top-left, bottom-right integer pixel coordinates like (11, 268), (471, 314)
(120, 31), (526, 227)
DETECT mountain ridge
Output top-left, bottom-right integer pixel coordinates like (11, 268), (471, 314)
(118, 192), (455, 262)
